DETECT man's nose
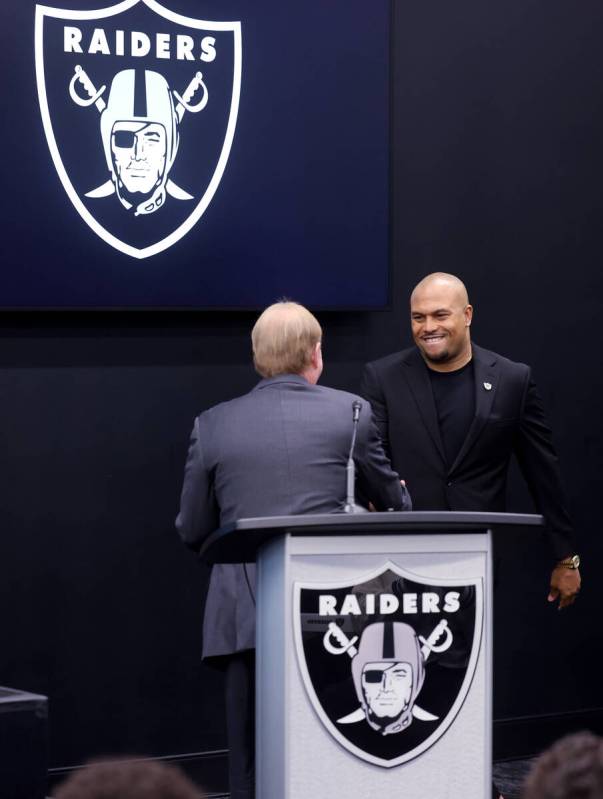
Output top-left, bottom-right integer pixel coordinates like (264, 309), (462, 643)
(133, 134), (144, 160)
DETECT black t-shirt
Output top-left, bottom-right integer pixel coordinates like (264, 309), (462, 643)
(427, 360), (475, 468)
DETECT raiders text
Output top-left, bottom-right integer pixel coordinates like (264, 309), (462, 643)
(63, 27), (217, 62)
(318, 591), (461, 616)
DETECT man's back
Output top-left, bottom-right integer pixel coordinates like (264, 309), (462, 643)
(207, 375), (387, 523)
(176, 372), (408, 659)
(177, 374), (407, 552)
(176, 301), (411, 799)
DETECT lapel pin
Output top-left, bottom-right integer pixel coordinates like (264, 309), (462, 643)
(483, 382), (492, 391)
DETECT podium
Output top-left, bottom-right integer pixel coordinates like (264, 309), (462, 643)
(201, 511), (543, 799)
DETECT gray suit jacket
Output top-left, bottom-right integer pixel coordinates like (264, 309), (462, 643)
(176, 374), (410, 660)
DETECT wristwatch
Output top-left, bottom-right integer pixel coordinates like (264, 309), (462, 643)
(557, 554), (580, 569)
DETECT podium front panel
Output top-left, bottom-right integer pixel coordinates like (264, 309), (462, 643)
(256, 531), (493, 799)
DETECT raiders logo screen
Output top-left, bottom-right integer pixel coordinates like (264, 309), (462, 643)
(0, 0), (390, 308)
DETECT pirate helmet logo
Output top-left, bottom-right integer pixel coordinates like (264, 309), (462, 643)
(35, 0), (241, 258)
(70, 65), (208, 216)
(355, 625), (422, 735)
(335, 619), (453, 735)
(294, 564), (483, 767)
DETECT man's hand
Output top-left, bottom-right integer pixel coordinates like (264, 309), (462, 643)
(368, 481), (406, 512)
(548, 566), (581, 609)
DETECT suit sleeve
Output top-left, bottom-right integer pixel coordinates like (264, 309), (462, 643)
(360, 362), (391, 457)
(175, 416), (219, 553)
(514, 372), (575, 560)
(355, 405), (412, 511)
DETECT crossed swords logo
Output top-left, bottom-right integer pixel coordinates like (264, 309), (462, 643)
(323, 618), (453, 726)
(68, 64), (208, 201)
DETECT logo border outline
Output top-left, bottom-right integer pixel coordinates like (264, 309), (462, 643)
(293, 560), (484, 768)
(35, 0), (242, 259)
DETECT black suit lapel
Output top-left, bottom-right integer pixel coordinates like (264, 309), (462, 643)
(449, 346), (499, 474)
(400, 350), (447, 464)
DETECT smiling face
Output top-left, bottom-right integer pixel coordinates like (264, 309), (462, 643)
(111, 121), (167, 196)
(410, 274), (473, 371)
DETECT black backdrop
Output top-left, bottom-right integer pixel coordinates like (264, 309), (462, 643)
(1, 0), (603, 777)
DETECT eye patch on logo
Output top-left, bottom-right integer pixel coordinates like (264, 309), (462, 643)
(113, 130), (137, 149)
(363, 670), (386, 683)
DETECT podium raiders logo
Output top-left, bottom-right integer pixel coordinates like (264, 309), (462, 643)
(35, 0), (241, 258)
(294, 563), (483, 767)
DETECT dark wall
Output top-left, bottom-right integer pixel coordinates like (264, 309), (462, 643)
(2, 0), (603, 770)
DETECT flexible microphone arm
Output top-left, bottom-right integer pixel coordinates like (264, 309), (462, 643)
(344, 400), (366, 514)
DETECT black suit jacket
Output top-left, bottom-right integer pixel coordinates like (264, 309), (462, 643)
(176, 374), (410, 659)
(361, 344), (574, 560)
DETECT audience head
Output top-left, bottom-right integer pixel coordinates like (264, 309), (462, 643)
(252, 300), (323, 382)
(523, 732), (603, 799)
(53, 758), (203, 799)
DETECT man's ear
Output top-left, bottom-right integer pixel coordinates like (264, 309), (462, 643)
(311, 341), (321, 368)
(464, 304), (473, 327)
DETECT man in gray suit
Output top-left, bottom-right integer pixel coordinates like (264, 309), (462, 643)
(176, 301), (410, 799)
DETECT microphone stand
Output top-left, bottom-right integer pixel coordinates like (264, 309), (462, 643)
(343, 400), (368, 514)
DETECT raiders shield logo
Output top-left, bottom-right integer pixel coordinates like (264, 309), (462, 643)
(293, 562), (483, 767)
(35, 0), (241, 258)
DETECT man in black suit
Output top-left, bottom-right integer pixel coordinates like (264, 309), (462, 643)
(177, 301), (410, 799)
(361, 272), (581, 608)
(361, 273), (581, 799)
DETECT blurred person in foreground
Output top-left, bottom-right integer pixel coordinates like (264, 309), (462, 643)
(523, 732), (603, 799)
(54, 758), (203, 799)
(176, 301), (411, 799)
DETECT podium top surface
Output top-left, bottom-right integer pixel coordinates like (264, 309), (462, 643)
(199, 511), (544, 564)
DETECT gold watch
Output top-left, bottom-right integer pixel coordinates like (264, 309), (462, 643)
(557, 554), (580, 570)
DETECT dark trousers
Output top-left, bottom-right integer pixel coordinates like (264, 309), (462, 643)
(225, 651), (255, 799)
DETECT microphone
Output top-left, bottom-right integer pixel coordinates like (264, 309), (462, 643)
(343, 400), (368, 514)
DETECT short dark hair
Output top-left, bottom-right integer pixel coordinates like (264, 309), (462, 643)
(523, 732), (603, 799)
(54, 758), (203, 799)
